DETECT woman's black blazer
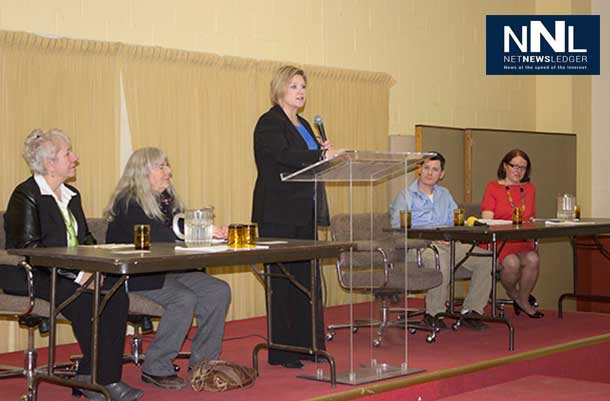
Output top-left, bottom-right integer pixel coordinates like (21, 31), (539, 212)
(251, 105), (325, 226)
(3, 176), (96, 289)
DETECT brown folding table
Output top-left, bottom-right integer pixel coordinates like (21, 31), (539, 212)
(406, 218), (610, 351)
(8, 239), (350, 399)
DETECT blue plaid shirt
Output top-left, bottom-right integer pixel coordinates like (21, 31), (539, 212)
(389, 179), (457, 228)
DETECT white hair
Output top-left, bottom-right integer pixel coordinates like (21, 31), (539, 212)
(22, 129), (71, 175)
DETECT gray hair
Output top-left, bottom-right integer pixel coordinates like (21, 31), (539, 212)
(22, 129), (71, 175)
(104, 147), (183, 222)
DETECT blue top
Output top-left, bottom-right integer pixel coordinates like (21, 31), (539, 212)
(294, 124), (319, 150)
(389, 179), (457, 228)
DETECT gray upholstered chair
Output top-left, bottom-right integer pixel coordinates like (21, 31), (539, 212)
(83, 218), (166, 366)
(0, 211), (166, 377)
(0, 212), (74, 400)
(327, 212), (443, 345)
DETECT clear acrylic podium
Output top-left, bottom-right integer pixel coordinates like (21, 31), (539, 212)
(282, 150), (435, 385)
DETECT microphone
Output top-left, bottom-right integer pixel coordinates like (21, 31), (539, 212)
(313, 115), (327, 142)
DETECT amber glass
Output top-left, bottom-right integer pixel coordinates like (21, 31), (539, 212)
(228, 224), (245, 248)
(244, 224), (258, 248)
(453, 208), (465, 226)
(512, 207), (524, 225)
(400, 210), (412, 229)
(134, 224), (151, 250)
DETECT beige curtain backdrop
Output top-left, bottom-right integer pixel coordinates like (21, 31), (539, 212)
(0, 31), (393, 351)
(0, 31), (120, 352)
(119, 46), (394, 319)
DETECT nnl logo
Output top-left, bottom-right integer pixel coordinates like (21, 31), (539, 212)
(486, 15), (600, 75)
(504, 21), (586, 53)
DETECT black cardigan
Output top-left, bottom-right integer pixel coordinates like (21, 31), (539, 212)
(105, 196), (176, 291)
(251, 105), (329, 226)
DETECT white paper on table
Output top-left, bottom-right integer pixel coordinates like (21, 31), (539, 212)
(477, 219), (513, 226)
(175, 245), (230, 253)
(257, 241), (288, 245)
(545, 220), (592, 226)
(174, 245), (269, 253)
(85, 243), (134, 249)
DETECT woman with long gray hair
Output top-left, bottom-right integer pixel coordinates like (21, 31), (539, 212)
(104, 147), (230, 390)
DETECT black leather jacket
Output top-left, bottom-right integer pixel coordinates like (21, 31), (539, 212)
(4, 176), (96, 279)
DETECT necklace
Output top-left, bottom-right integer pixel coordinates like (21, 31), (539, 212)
(505, 184), (525, 211)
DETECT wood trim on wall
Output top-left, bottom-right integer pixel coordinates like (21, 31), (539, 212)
(464, 129), (472, 203)
(415, 126), (423, 152)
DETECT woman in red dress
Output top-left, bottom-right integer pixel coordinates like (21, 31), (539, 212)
(481, 149), (543, 318)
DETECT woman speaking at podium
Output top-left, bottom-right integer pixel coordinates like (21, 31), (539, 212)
(251, 65), (339, 369)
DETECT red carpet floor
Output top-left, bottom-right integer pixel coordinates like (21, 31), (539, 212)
(2, 302), (610, 401)
(437, 375), (610, 401)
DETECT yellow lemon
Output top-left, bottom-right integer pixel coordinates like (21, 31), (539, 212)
(465, 216), (478, 227)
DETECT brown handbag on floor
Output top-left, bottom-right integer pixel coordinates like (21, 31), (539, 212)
(190, 360), (256, 392)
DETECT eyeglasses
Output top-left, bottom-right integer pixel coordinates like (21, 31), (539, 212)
(153, 162), (171, 170)
(421, 165), (441, 173)
(506, 162), (527, 171)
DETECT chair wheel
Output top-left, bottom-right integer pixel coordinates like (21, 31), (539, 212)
(173, 364), (180, 372)
(20, 392), (33, 401)
(326, 332), (335, 341)
(373, 338), (381, 347)
(452, 322), (460, 331)
(351, 327), (359, 333)
(408, 328), (416, 334)
(426, 334), (436, 343)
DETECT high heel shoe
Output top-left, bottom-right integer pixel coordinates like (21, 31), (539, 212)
(513, 300), (544, 318)
(528, 294), (538, 307)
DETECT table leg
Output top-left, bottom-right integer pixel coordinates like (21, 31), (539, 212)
(448, 241), (456, 313)
(491, 236), (498, 319)
(310, 259), (336, 387)
(90, 272), (101, 383)
(48, 268), (57, 376)
(436, 236), (514, 351)
(252, 263), (273, 375)
(559, 236), (610, 318)
(250, 260), (336, 387)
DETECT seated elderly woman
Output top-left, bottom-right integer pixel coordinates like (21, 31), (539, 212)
(2, 129), (143, 401)
(103, 147), (231, 390)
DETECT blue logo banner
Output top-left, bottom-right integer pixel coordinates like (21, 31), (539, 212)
(486, 15), (600, 75)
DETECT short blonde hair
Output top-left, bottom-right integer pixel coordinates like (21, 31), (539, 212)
(22, 128), (71, 175)
(270, 65), (307, 105)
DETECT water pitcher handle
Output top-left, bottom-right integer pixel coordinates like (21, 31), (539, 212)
(172, 213), (185, 240)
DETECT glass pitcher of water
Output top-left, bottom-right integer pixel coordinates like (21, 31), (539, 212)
(172, 207), (215, 246)
(556, 194), (576, 221)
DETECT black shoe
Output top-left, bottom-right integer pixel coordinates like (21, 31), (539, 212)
(528, 294), (539, 307)
(141, 372), (187, 390)
(513, 300), (544, 319)
(75, 381), (144, 401)
(105, 382), (145, 401)
(73, 376), (143, 401)
(269, 360), (304, 369)
(460, 311), (489, 331)
(422, 313), (448, 331)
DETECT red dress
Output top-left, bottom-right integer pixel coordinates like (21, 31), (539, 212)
(481, 180), (537, 263)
